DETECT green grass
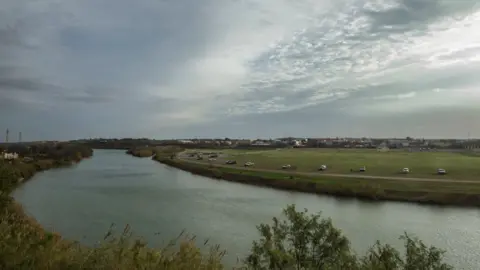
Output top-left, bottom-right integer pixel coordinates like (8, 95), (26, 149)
(186, 148), (480, 180)
(159, 158), (480, 207)
(175, 159), (480, 194)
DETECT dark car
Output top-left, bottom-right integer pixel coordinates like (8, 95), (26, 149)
(225, 160), (237, 165)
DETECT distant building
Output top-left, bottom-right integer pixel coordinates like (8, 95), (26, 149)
(4, 152), (18, 160)
(251, 140), (271, 146)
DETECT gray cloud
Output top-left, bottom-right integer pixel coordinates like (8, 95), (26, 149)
(365, 0), (479, 32)
(1, 0), (480, 140)
(0, 77), (59, 92)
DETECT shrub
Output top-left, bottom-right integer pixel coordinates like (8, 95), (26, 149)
(245, 204), (452, 270)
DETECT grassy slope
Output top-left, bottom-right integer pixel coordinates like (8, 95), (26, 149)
(188, 148), (480, 180)
(162, 148), (480, 206)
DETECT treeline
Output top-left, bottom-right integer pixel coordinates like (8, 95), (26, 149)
(1, 142), (93, 161)
(0, 143), (93, 192)
(77, 138), (159, 150)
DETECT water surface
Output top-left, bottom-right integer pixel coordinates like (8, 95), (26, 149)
(13, 150), (480, 268)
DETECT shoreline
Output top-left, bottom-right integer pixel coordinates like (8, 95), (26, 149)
(2, 150), (94, 245)
(2, 148), (227, 269)
(154, 157), (480, 208)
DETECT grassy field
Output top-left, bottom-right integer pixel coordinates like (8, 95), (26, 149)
(182, 148), (480, 180)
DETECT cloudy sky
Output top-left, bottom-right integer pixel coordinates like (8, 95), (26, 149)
(1, 0), (480, 141)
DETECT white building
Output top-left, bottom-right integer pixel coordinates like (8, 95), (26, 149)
(4, 152), (19, 160)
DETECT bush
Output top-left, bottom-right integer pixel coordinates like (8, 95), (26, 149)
(245, 204), (452, 270)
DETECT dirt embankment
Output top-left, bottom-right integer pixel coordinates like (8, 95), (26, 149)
(155, 158), (480, 208)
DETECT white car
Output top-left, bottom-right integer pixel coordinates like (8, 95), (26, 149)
(437, 168), (446, 175)
(359, 166), (366, 172)
(281, 164), (292, 169)
(319, 165), (327, 171)
(208, 158), (216, 161)
(402, 168), (410, 173)
(244, 162), (254, 167)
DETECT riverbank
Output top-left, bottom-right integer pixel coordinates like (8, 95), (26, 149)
(154, 156), (480, 208)
(1, 145), (224, 269)
(126, 147), (155, 158)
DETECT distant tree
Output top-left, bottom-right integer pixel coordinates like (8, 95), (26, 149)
(6, 144), (29, 156)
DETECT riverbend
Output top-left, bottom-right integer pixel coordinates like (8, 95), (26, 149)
(13, 149), (480, 269)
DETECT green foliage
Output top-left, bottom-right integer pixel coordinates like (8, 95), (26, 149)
(245, 204), (452, 270)
(245, 204), (356, 269)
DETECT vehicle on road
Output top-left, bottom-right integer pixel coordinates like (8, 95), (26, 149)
(244, 162), (254, 167)
(359, 166), (366, 172)
(281, 164), (292, 169)
(402, 168), (410, 174)
(318, 165), (327, 171)
(437, 168), (447, 175)
(225, 160), (237, 165)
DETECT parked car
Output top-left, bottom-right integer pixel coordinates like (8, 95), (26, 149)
(437, 168), (446, 175)
(244, 162), (254, 167)
(209, 154), (218, 158)
(359, 166), (366, 172)
(318, 165), (327, 171)
(208, 158), (216, 161)
(281, 164), (292, 169)
(225, 160), (237, 165)
(402, 168), (410, 174)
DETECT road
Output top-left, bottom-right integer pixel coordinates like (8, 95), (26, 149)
(176, 156), (480, 184)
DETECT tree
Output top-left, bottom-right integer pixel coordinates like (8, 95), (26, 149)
(245, 205), (452, 270)
(360, 234), (452, 270)
(245, 204), (356, 269)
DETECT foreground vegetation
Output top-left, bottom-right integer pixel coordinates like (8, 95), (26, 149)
(1, 144), (454, 269)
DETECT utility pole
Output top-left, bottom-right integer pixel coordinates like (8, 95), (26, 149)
(5, 129), (9, 143)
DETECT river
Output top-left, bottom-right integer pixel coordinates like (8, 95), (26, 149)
(12, 149), (480, 268)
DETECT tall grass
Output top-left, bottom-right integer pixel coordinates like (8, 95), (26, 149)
(0, 199), (226, 269)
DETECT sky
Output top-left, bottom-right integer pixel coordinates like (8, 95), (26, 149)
(1, 0), (480, 141)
